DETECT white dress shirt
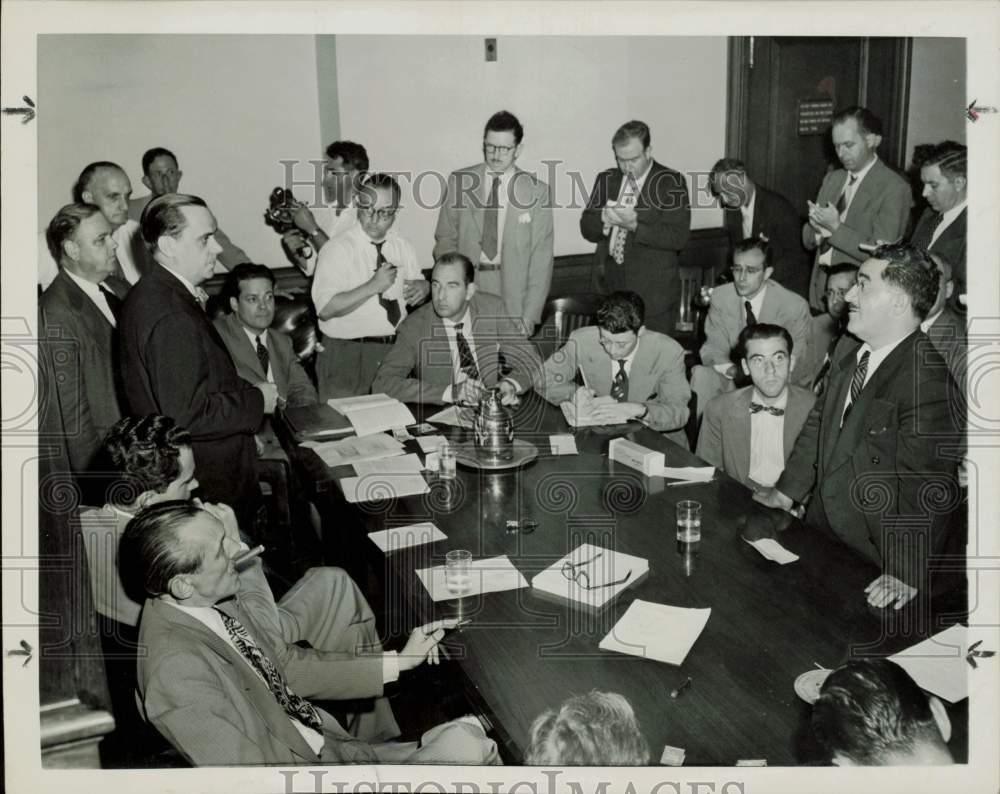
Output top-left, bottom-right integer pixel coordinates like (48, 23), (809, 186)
(920, 310), (943, 334)
(480, 169), (514, 265)
(608, 333), (642, 385)
(744, 283), (768, 325)
(817, 154), (880, 266)
(242, 326), (273, 381)
(740, 189), (757, 240)
(442, 307), (479, 402)
(748, 387), (788, 488)
(63, 268), (118, 327)
(38, 219), (145, 291)
(841, 331), (910, 420)
(931, 199), (966, 247)
(295, 205), (358, 277)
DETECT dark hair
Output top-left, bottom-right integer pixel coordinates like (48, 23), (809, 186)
(733, 237), (773, 269)
(871, 243), (940, 320)
(433, 251), (475, 284)
(596, 291), (645, 333)
(103, 415), (192, 503)
(709, 157), (746, 177)
(827, 262), (860, 280)
(356, 172), (402, 208)
(484, 110), (524, 146)
(738, 322), (793, 359)
(45, 203), (103, 261)
(72, 161), (126, 203)
(142, 147), (178, 175)
(812, 659), (946, 765)
(920, 141), (967, 182)
(118, 501), (206, 598)
(325, 140), (369, 174)
(223, 263), (275, 311)
(525, 691), (649, 765)
(832, 106), (883, 137)
(140, 193), (208, 250)
(612, 120), (651, 149)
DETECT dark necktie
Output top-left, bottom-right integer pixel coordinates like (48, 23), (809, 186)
(842, 350), (871, 422)
(610, 360), (629, 402)
(98, 283), (122, 323)
(255, 335), (270, 377)
(744, 300), (758, 327)
(453, 322), (480, 381)
(911, 212), (943, 252)
(481, 176), (501, 261)
(749, 402), (785, 417)
(215, 609), (323, 733)
(371, 241), (401, 327)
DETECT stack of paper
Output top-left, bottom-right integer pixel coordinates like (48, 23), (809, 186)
(532, 543), (648, 608)
(550, 434), (579, 455)
(353, 453), (423, 476)
(328, 393), (416, 437)
(368, 522), (447, 553)
(889, 624), (974, 703)
(651, 464), (715, 482)
(416, 555), (528, 601)
(599, 600), (711, 665)
(427, 405), (475, 428)
(560, 386), (618, 427)
(302, 433), (405, 468)
(340, 473), (429, 503)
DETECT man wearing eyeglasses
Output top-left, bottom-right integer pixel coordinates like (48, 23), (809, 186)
(798, 263), (858, 393)
(311, 173), (429, 400)
(433, 110), (553, 336)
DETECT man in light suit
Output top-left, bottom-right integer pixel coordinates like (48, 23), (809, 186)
(123, 501), (498, 765)
(581, 120), (691, 335)
(755, 244), (964, 610)
(373, 253), (542, 406)
(697, 323), (815, 491)
(434, 110), (553, 335)
(538, 291), (690, 447)
(804, 107), (912, 311)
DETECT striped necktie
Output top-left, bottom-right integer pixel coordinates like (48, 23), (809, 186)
(842, 350), (870, 423)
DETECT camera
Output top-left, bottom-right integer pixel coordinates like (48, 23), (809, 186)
(264, 187), (313, 261)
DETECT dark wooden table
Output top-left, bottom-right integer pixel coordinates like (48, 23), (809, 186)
(284, 395), (967, 765)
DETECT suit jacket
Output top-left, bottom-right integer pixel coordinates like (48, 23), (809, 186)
(213, 312), (318, 407)
(776, 331), (964, 591)
(372, 292), (542, 405)
(910, 205), (966, 308)
(699, 280), (813, 386)
(538, 326), (691, 440)
(119, 264), (264, 509)
(795, 313), (843, 388)
(805, 159), (912, 309)
(433, 164), (554, 327)
(696, 385), (815, 490)
(129, 195), (250, 269)
(925, 306), (967, 399)
(723, 184), (809, 298)
(40, 271), (130, 472)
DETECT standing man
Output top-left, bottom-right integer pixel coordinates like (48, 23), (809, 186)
(120, 193), (274, 534)
(797, 262), (859, 391)
(434, 111), (553, 335)
(804, 107), (912, 311)
(581, 120), (690, 335)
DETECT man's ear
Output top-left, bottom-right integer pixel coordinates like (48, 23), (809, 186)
(157, 234), (176, 260)
(61, 238), (80, 263)
(865, 133), (883, 151)
(466, 282), (477, 300)
(176, 170), (184, 186)
(229, 296), (240, 314)
(167, 575), (194, 602)
(740, 359), (751, 377)
(81, 189), (94, 204)
(141, 175), (153, 192)
(928, 695), (952, 743)
(789, 352), (797, 373)
(953, 175), (967, 195)
(945, 279), (955, 300)
(764, 266), (774, 282)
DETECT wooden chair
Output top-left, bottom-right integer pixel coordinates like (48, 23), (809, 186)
(533, 293), (603, 359)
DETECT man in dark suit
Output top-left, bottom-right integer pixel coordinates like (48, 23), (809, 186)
(372, 252), (542, 405)
(755, 244), (964, 610)
(581, 120), (690, 334)
(710, 158), (809, 298)
(40, 203), (131, 478)
(120, 193), (274, 534)
(923, 254), (967, 398)
(797, 263), (859, 392)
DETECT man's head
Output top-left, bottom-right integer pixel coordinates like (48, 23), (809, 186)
(595, 291), (645, 361)
(73, 162), (132, 230)
(845, 244), (939, 347)
(431, 252), (476, 322)
(141, 193), (221, 286)
(46, 203), (118, 283)
(710, 157), (755, 209)
(739, 323), (794, 400)
(141, 147), (183, 197)
(919, 141), (967, 215)
(482, 110), (524, 175)
(323, 140), (369, 206)
(824, 263), (859, 323)
(103, 415), (198, 510)
(355, 173), (401, 243)
(927, 252), (954, 319)
(731, 238), (773, 299)
(612, 121), (653, 180)
(224, 263), (276, 333)
(812, 659), (953, 766)
(524, 690), (649, 766)
(830, 107), (883, 174)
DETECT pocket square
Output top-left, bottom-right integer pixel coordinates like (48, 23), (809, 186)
(518, 212), (532, 225)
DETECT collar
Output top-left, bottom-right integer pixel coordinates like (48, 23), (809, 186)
(856, 327), (912, 378)
(62, 267), (107, 298)
(741, 187), (756, 217)
(920, 309), (944, 333)
(940, 198), (967, 226)
(618, 330), (643, 368)
(108, 504), (135, 520)
(159, 264), (206, 302)
(442, 306), (473, 330)
(849, 153), (879, 184)
(241, 325), (269, 347)
(620, 162), (653, 195)
(743, 282), (769, 315)
(751, 386), (788, 410)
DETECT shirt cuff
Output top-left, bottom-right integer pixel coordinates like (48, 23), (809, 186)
(443, 384), (454, 403)
(382, 651), (400, 684)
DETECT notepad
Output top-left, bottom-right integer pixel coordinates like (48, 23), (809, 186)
(353, 453), (423, 477)
(743, 536), (799, 564)
(416, 555), (528, 602)
(302, 432), (405, 468)
(532, 544), (647, 609)
(368, 522), (447, 553)
(599, 600), (711, 666)
(327, 393), (416, 437)
(340, 473), (429, 503)
(560, 387), (619, 427)
(549, 434), (579, 455)
(427, 405), (475, 428)
(889, 624), (974, 703)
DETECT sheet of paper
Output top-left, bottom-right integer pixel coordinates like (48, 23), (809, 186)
(353, 453), (423, 477)
(416, 555), (529, 602)
(560, 387), (618, 427)
(302, 432), (405, 468)
(599, 599), (711, 666)
(532, 543), (648, 609)
(743, 536), (799, 564)
(368, 522), (447, 553)
(889, 624), (983, 703)
(427, 405), (475, 428)
(416, 434), (447, 454)
(651, 464), (715, 481)
(549, 434), (579, 455)
(326, 393), (417, 437)
(327, 393), (398, 412)
(340, 473), (429, 503)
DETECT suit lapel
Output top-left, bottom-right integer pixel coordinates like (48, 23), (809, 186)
(782, 388), (811, 458)
(845, 160), (885, 221)
(225, 313), (267, 380)
(59, 273), (115, 350)
(626, 333), (657, 401)
(819, 342), (859, 468)
(729, 388), (753, 484)
(469, 163), (486, 235)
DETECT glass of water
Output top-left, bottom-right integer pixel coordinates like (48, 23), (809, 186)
(676, 500), (702, 543)
(445, 549), (472, 595)
(439, 442), (457, 480)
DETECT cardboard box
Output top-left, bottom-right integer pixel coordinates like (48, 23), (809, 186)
(608, 438), (664, 476)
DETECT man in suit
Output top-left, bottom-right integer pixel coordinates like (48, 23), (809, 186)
(40, 203), (131, 479)
(690, 238), (812, 419)
(537, 290), (690, 447)
(797, 263), (859, 392)
(373, 252), (542, 406)
(120, 193), (275, 535)
(710, 158), (809, 298)
(434, 110), (553, 335)
(755, 244), (964, 610)
(804, 107), (912, 311)
(122, 501), (498, 765)
(922, 253), (966, 398)
(581, 120), (691, 335)
(128, 147), (250, 271)
(697, 323), (815, 491)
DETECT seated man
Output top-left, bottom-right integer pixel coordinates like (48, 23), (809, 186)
(797, 262), (858, 394)
(697, 323), (815, 491)
(372, 252), (542, 406)
(922, 253), (966, 398)
(537, 290), (690, 447)
(690, 238), (811, 419)
(811, 659), (953, 766)
(121, 501), (498, 765)
(524, 691), (648, 765)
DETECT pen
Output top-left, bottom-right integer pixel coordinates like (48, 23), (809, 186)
(670, 676), (692, 699)
(666, 479), (714, 487)
(233, 544), (265, 567)
(424, 618), (472, 636)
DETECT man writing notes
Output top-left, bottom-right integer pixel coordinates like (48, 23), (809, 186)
(433, 111), (553, 335)
(755, 244), (964, 610)
(537, 291), (690, 447)
(311, 173), (428, 400)
(372, 252), (541, 406)
(804, 107), (912, 312)
(581, 120), (690, 334)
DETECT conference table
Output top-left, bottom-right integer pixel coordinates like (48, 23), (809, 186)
(285, 394), (968, 765)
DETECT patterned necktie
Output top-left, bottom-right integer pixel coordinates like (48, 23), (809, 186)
(611, 175), (639, 265)
(610, 360), (629, 402)
(193, 286), (210, 311)
(744, 300), (758, 327)
(481, 176), (501, 261)
(371, 241), (401, 327)
(820, 174), (858, 255)
(749, 402), (785, 417)
(215, 609), (323, 732)
(255, 335), (270, 378)
(453, 322), (480, 381)
(98, 283), (122, 323)
(842, 350), (871, 422)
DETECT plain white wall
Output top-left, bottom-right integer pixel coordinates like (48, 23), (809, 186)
(37, 34), (323, 265)
(906, 37), (966, 162)
(334, 36), (727, 266)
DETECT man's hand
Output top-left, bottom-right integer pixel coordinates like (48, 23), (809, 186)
(808, 201), (841, 234)
(398, 619), (461, 671)
(590, 401), (644, 426)
(371, 261), (398, 294)
(615, 205), (638, 232)
(255, 382), (279, 414)
(752, 486), (795, 513)
(497, 379), (520, 406)
(454, 377), (486, 407)
(403, 279), (430, 306)
(197, 501), (241, 547)
(865, 574), (917, 610)
(254, 434), (265, 456)
(290, 202), (320, 236)
(523, 320), (537, 338)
